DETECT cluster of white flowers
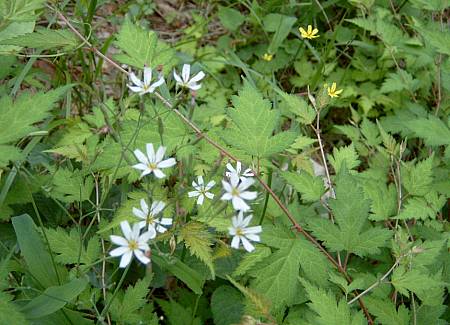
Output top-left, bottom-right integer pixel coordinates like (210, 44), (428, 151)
(110, 66), (263, 269)
(110, 143), (176, 268)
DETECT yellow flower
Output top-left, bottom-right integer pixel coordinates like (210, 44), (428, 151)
(262, 53), (273, 61)
(299, 25), (320, 39)
(327, 82), (343, 98)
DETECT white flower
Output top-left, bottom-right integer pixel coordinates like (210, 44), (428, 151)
(225, 161), (254, 181)
(229, 211), (262, 252)
(128, 67), (165, 95)
(173, 64), (205, 91)
(188, 176), (216, 205)
(132, 143), (176, 178)
(133, 198), (172, 233)
(109, 221), (155, 268)
(221, 174), (257, 212)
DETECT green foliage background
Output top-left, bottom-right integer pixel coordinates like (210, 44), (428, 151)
(0, 0), (449, 324)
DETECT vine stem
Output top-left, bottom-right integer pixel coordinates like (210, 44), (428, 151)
(49, 7), (372, 323)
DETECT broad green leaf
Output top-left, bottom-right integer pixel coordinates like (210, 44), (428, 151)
(20, 277), (88, 319)
(0, 145), (24, 168)
(12, 214), (59, 288)
(0, 28), (78, 50)
(217, 6), (245, 32)
(222, 82), (296, 158)
(391, 268), (443, 302)
(364, 297), (410, 325)
(380, 70), (419, 93)
(418, 25), (450, 56)
(50, 168), (94, 203)
(0, 292), (29, 325)
(300, 279), (366, 325)
(157, 299), (202, 325)
(406, 116), (450, 146)
(114, 18), (177, 71)
(281, 171), (325, 203)
(178, 221), (215, 278)
(211, 286), (244, 325)
(328, 144), (360, 172)
(280, 92), (316, 125)
(233, 246), (271, 277)
(263, 14), (297, 53)
(402, 155), (434, 196)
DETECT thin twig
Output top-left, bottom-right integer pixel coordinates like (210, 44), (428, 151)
(49, 7), (373, 323)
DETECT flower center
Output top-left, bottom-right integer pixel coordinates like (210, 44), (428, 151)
(231, 187), (240, 197)
(128, 240), (138, 250)
(146, 214), (155, 225)
(236, 228), (244, 236)
(147, 162), (157, 170)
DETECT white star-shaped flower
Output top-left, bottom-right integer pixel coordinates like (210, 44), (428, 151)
(132, 143), (176, 178)
(109, 221), (155, 268)
(229, 211), (262, 252)
(188, 176), (215, 205)
(225, 161), (254, 181)
(128, 67), (165, 95)
(173, 64), (205, 91)
(133, 198), (172, 233)
(221, 174), (257, 212)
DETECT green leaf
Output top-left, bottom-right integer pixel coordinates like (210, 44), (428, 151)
(20, 277), (88, 319)
(391, 268), (443, 301)
(152, 254), (204, 294)
(300, 279), (366, 325)
(280, 92), (316, 125)
(110, 276), (152, 324)
(0, 292), (29, 325)
(157, 299), (202, 325)
(50, 168), (94, 203)
(380, 70), (419, 93)
(281, 171), (325, 203)
(0, 145), (24, 168)
(328, 144), (360, 172)
(406, 116), (450, 146)
(178, 221), (215, 278)
(114, 18), (177, 71)
(222, 82), (296, 158)
(264, 14), (297, 54)
(362, 179), (397, 221)
(233, 246), (271, 277)
(364, 297), (410, 325)
(217, 6), (245, 32)
(0, 28), (78, 50)
(12, 214), (60, 288)
(250, 240), (302, 311)
(211, 285), (244, 325)
(402, 155), (434, 196)
(395, 196), (438, 220)
(418, 25), (450, 56)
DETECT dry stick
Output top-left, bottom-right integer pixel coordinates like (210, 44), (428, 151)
(51, 7), (372, 323)
(93, 174), (111, 325)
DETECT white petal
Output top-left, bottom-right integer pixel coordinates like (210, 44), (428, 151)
(226, 163), (236, 174)
(205, 180), (216, 190)
(197, 176), (204, 185)
(245, 234), (260, 242)
(189, 71), (205, 83)
(153, 168), (166, 179)
(244, 225), (262, 234)
(205, 192), (214, 199)
(222, 180), (232, 193)
(133, 207), (146, 220)
(157, 157), (176, 168)
(134, 250), (150, 265)
(229, 226), (237, 236)
(120, 221), (132, 240)
(137, 220), (147, 229)
(152, 201), (166, 216)
(140, 228), (156, 241)
(231, 215), (239, 228)
(139, 168), (153, 178)
(187, 83), (201, 91)
(133, 149), (148, 164)
(229, 174), (240, 187)
(243, 168), (254, 177)
(241, 215), (253, 228)
(221, 193), (232, 201)
(146, 143), (155, 162)
(132, 163), (148, 171)
(137, 242), (150, 251)
(236, 161), (242, 174)
(159, 217), (172, 226)
(182, 64), (190, 82)
(109, 246), (129, 257)
(149, 77), (165, 92)
(131, 222), (141, 239)
(173, 70), (182, 84)
(147, 224), (157, 235)
(128, 85), (144, 93)
(143, 67), (152, 86)
(232, 197), (250, 211)
(140, 199), (149, 215)
(238, 177), (254, 191)
(236, 211), (244, 225)
(188, 190), (200, 197)
(156, 225), (167, 233)
(197, 194), (205, 205)
(155, 145), (166, 163)
(110, 235), (128, 246)
(129, 72), (142, 87)
(241, 237), (255, 252)
(119, 251), (133, 268)
(240, 191), (257, 200)
(230, 235), (240, 249)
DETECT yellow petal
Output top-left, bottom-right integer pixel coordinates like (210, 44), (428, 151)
(299, 27), (306, 34)
(307, 25), (313, 33)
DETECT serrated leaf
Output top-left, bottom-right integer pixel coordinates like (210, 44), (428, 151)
(391, 268), (443, 301)
(0, 28), (78, 50)
(50, 168), (94, 203)
(406, 116), (450, 146)
(178, 221), (215, 278)
(362, 179), (397, 221)
(328, 144), (360, 172)
(282, 171), (325, 203)
(300, 279), (366, 325)
(217, 6), (245, 32)
(211, 286), (244, 325)
(222, 82), (296, 158)
(157, 298), (202, 325)
(0, 293), (29, 325)
(364, 297), (410, 325)
(281, 92), (316, 125)
(380, 70), (419, 93)
(402, 155), (434, 196)
(114, 18), (177, 71)
(233, 246), (271, 277)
